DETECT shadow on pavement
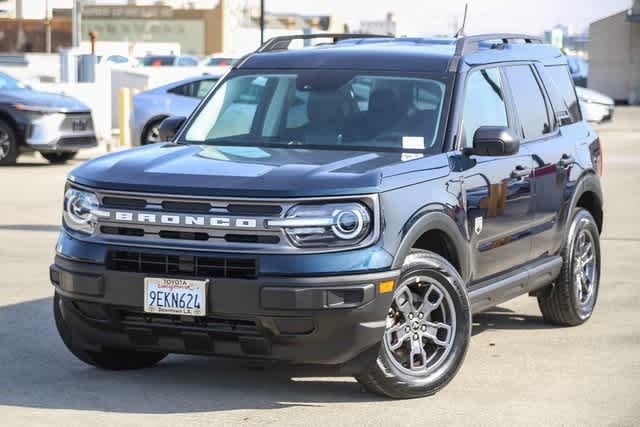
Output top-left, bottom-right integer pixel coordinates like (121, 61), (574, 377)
(472, 306), (555, 336)
(0, 296), (553, 414)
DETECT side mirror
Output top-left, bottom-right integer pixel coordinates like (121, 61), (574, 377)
(157, 116), (186, 141)
(466, 126), (520, 157)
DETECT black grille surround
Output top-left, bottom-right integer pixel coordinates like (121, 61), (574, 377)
(107, 250), (258, 279)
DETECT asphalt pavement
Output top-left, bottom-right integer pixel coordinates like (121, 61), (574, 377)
(0, 108), (639, 426)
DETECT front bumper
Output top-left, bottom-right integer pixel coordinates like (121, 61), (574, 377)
(51, 253), (399, 369)
(26, 112), (97, 152)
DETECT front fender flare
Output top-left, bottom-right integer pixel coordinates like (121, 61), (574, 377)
(391, 210), (470, 281)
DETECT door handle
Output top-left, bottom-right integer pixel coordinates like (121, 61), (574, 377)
(558, 154), (575, 168)
(510, 165), (531, 179)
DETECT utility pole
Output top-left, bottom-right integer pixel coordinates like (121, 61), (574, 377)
(44, 0), (51, 53)
(260, 0), (265, 45)
(72, 0), (82, 48)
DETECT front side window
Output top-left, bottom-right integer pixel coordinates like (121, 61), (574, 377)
(460, 67), (508, 148)
(504, 65), (552, 140)
(182, 71), (448, 152)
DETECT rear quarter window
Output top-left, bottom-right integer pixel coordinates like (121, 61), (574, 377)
(545, 65), (582, 124)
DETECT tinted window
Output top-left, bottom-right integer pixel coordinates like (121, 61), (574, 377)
(504, 65), (551, 140)
(461, 68), (508, 148)
(177, 57), (198, 66)
(169, 79), (218, 99)
(546, 65), (581, 123)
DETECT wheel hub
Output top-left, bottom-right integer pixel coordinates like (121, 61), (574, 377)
(383, 276), (456, 375)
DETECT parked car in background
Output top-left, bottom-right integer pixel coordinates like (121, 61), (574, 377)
(200, 54), (239, 67)
(567, 55), (589, 87)
(131, 74), (223, 146)
(97, 55), (137, 68)
(0, 71), (96, 165)
(577, 86), (615, 123)
(141, 55), (199, 67)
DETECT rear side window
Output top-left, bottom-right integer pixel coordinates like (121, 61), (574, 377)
(461, 67), (508, 148)
(504, 65), (552, 140)
(546, 65), (581, 124)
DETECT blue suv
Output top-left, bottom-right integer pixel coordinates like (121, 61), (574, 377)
(51, 34), (604, 398)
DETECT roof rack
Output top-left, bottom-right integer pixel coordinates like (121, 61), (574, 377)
(256, 33), (393, 53)
(454, 33), (544, 56)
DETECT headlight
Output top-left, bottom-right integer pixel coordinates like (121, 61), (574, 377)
(63, 188), (102, 234)
(267, 202), (372, 248)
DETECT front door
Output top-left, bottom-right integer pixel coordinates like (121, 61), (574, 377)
(456, 66), (535, 281)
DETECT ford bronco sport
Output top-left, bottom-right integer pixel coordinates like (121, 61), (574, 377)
(51, 34), (604, 398)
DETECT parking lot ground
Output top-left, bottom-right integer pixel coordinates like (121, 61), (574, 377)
(1, 108), (639, 427)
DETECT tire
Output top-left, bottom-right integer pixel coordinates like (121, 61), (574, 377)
(0, 119), (18, 165)
(537, 208), (601, 326)
(141, 118), (165, 145)
(54, 294), (167, 370)
(355, 250), (471, 398)
(42, 152), (77, 164)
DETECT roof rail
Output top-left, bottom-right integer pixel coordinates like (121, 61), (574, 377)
(256, 33), (392, 53)
(454, 33), (544, 56)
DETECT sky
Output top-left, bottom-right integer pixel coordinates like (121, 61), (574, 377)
(94, 0), (633, 36)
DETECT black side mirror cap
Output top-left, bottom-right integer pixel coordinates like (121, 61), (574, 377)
(157, 116), (186, 142)
(465, 126), (520, 157)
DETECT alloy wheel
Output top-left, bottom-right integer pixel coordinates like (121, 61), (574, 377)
(145, 123), (162, 144)
(383, 275), (456, 376)
(573, 228), (597, 312)
(0, 129), (9, 160)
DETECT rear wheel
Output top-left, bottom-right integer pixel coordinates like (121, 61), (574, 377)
(537, 208), (601, 326)
(42, 152), (77, 164)
(356, 250), (471, 398)
(54, 294), (167, 370)
(0, 119), (18, 165)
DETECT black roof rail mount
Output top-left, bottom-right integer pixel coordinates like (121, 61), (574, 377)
(454, 33), (544, 56)
(257, 33), (393, 53)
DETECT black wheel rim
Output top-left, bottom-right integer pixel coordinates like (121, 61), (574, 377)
(383, 275), (456, 376)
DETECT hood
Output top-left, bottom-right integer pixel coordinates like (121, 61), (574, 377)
(575, 87), (614, 106)
(0, 89), (90, 112)
(70, 143), (449, 198)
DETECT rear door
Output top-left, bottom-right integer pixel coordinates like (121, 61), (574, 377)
(502, 64), (580, 259)
(458, 66), (535, 280)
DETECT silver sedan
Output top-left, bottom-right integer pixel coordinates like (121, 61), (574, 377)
(131, 74), (223, 146)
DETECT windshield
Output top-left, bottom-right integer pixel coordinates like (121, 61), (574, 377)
(0, 72), (28, 90)
(182, 70), (448, 152)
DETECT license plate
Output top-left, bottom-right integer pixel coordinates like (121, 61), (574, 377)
(144, 277), (207, 317)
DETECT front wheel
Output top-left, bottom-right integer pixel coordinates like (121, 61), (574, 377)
(355, 250), (471, 398)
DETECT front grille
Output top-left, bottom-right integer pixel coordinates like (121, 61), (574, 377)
(107, 250), (258, 279)
(60, 114), (94, 132)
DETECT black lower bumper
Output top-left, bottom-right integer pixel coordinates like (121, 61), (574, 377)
(51, 255), (399, 370)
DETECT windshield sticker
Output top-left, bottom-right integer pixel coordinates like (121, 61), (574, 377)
(402, 136), (425, 151)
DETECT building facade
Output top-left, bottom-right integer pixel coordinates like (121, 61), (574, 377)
(589, 0), (640, 104)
